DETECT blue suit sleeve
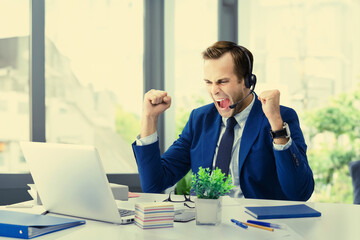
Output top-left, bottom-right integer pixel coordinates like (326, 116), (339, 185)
(274, 108), (314, 201)
(132, 111), (194, 193)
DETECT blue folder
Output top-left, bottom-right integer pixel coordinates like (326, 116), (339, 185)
(245, 204), (321, 219)
(0, 210), (85, 239)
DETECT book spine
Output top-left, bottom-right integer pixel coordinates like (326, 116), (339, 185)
(0, 224), (29, 239)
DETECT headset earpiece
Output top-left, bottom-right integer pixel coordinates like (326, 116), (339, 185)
(239, 46), (256, 90)
(248, 73), (257, 89)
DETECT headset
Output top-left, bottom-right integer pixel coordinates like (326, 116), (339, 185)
(238, 46), (257, 90)
(229, 46), (257, 109)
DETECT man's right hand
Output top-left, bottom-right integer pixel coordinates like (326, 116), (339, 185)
(143, 89), (172, 117)
(141, 89), (171, 138)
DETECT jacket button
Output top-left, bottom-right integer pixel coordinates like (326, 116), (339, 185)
(293, 153), (300, 166)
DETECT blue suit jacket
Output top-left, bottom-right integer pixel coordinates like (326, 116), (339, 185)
(132, 98), (314, 201)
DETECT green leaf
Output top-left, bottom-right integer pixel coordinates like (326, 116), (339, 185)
(191, 167), (235, 199)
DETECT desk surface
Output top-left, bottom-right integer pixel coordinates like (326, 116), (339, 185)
(1, 193), (360, 240)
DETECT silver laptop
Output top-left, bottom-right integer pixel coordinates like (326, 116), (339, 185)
(20, 141), (135, 224)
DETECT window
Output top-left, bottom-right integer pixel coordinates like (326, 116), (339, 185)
(171, 0), (218, 137)
(239, 0), (360, 203)
(45, 0), (143, 173)
(239, 0), (360, 112)
(0, 0), (30, 173)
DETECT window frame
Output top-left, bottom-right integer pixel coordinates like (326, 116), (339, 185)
(0, 0), (146, 204)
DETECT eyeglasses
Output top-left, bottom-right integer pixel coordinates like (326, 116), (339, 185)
(163, 190), (195, 208)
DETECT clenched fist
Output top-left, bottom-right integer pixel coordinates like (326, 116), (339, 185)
(143, 89), (172, 118)
(141, 89), (172, 138)
(258, 90), (288, 144)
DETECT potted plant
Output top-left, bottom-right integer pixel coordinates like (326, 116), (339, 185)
(191, 167), (234, 225)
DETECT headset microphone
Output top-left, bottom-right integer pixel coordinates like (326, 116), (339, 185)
(229, 85), (255, 109)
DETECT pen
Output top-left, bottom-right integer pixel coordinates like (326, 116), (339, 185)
(231, 219), (248, 229)
(243, 222), (274, 232)
(247, 220), (282, 229)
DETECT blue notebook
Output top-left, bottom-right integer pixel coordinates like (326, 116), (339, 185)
(245, 204), (321, 219)
(0, 210), (85, 239)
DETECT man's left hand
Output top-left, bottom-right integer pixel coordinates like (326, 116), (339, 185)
(258, 90), (289, 144)
(258, 90), (283, 131)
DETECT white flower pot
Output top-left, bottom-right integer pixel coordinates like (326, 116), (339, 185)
(195, 197), (222, 225)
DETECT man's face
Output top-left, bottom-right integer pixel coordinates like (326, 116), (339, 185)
(203, 52), (250, 118)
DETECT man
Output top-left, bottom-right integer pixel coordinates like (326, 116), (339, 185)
(132, 41), (314, 201)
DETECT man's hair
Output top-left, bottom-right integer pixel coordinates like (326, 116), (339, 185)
(202, 41), (253, 83)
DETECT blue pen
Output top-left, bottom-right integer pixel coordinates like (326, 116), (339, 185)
(247, 220), (282, 229)
(231, 219), (248, 229)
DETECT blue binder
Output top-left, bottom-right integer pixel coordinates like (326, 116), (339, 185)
(245, 204), (321, 219)
(0, 210), (85, 239)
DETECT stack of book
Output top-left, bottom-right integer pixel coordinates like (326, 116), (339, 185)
(135, 202), (174, 229)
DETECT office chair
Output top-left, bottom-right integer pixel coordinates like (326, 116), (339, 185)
(349, 160), (360, 204)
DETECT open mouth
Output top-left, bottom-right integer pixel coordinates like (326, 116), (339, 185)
(216, 98), (231, 109)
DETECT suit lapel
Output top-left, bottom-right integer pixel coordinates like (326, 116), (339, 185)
(202, 106), (222, 169)
(238, 98), (265, 172)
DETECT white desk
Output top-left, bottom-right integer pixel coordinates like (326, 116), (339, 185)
(1, 193), (360, 240)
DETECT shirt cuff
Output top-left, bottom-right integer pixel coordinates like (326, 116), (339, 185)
(135, 132), (158, 146)
(273, 137), (292, 151)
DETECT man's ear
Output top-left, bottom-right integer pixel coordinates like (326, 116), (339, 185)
(238, 77), (244, 84)
(239, 77), (247, 88)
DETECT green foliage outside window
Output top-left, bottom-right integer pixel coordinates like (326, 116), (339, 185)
(115, 105), (141, 144)
(175, 170), (192, 195)
(303, 84), (360, 203)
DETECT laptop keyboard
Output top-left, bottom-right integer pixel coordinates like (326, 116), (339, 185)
(118, 209), (135, 217)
